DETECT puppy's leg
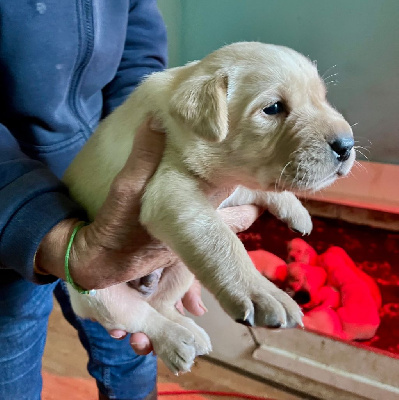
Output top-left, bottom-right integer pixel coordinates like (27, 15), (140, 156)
(67, 283), (198, 374)
(141, 165), (303, 329)
(220, 186), (312, 235)
(149, 262), (212, 357)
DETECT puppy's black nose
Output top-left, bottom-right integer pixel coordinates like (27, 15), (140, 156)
(329, 137), (354, 162)
(293, 290), (311, 305)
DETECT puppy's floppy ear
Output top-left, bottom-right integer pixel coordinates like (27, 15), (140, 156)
(169, 74), (228, 142)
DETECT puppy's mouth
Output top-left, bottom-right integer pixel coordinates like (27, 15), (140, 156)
(336, 149), (355, 176)
(274, 147), (355, 193)
(312, 149), (356, 191)
(309, 166), (342, 191)
(273, 168), (337, 193)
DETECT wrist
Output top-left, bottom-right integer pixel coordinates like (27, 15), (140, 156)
(35, 218), (86, 281)
(65, 221), (99, 294)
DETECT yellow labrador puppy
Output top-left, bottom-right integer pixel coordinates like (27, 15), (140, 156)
(64, 42), (355, 373)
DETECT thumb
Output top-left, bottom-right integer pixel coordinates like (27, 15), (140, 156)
(218, 205), (263, 233)
(122, 119), (166, 179)
(180, 280), (208, 316)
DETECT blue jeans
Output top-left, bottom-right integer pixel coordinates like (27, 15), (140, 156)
(0, 272), (157, 400)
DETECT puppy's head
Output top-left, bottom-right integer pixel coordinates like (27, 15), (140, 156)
(169, 42), (355, 192)
(287, 238), (318, 265)
(285, 262), (310, 303)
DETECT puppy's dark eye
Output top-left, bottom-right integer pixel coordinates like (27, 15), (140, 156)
(263, 101), (285, 115)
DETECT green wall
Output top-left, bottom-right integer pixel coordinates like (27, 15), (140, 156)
(158, 0), (399, 164)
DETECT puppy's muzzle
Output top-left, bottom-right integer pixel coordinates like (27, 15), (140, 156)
(329, 136), (354, 162)
(292, 290), (311, 305)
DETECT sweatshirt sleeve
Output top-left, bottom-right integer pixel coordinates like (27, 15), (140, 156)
(101, 0), (168, 117)
(0, 0), (166, 282)
(0, 124), (87, 282)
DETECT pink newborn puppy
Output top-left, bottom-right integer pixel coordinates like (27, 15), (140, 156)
(287, 238), (318, 265)
(248, 250), (288, 286)
(318, 247), (380, 340)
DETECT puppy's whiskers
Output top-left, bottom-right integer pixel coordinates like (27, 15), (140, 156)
(353, 160), (368, 173)
(354, 144), (371, 154)
(290, 160), (302, 191)
(354, 146), (369, 160)
(325, 80), (339, 87)
(353, 137), (372, 160)
(276, 161), (292, 191)
(354, 136), (372, 146)
(323, 72), (338, 82)
(321, 64), (337, 80)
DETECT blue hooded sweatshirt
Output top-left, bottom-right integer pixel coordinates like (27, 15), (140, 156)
(0, 0), (167, 282)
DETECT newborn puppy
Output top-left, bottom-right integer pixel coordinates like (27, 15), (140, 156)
(63, 42), (355, 373)
(285, 262), (330, 307)
(287, 237), (318, 265)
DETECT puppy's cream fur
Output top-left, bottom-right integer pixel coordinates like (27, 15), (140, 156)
(63, 42), (355, 373)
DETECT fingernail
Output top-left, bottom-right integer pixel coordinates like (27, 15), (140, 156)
(130, 342), (149, 354)
(130, 339), (148, 348)
(110, 334), (123, 339)
(198, 299), (208, 314)
(110, 330), (126, 339)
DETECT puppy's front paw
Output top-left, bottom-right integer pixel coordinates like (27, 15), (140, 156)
(287, 206), (313, 235)
(265, 191), (312, 235)
(219, 278), (303, 329)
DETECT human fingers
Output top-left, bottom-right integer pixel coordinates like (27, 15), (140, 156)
(101, 118), (165, 216)
(109, 329), (128, 340)
(109, 330), (154, 355)
(179, 279), (208, 316)
(129, 332), (154, 355)
(120, 119), (166, 182)
(217, 204), (263, 233)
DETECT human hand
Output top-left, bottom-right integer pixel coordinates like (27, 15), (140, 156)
(36, 120), (174, 288)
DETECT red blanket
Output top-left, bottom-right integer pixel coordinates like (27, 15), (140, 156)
(249, 239), (381, 340)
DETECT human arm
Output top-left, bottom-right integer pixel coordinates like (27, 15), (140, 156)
(0, 0), (167, 283)
(0, 124), (87, 282)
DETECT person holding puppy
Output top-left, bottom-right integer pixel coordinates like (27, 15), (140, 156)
(0, 1), (261, 399)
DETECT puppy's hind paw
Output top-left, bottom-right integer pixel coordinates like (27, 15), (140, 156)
(152, 323), (197, 374)
(188, 321), (212, 357)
